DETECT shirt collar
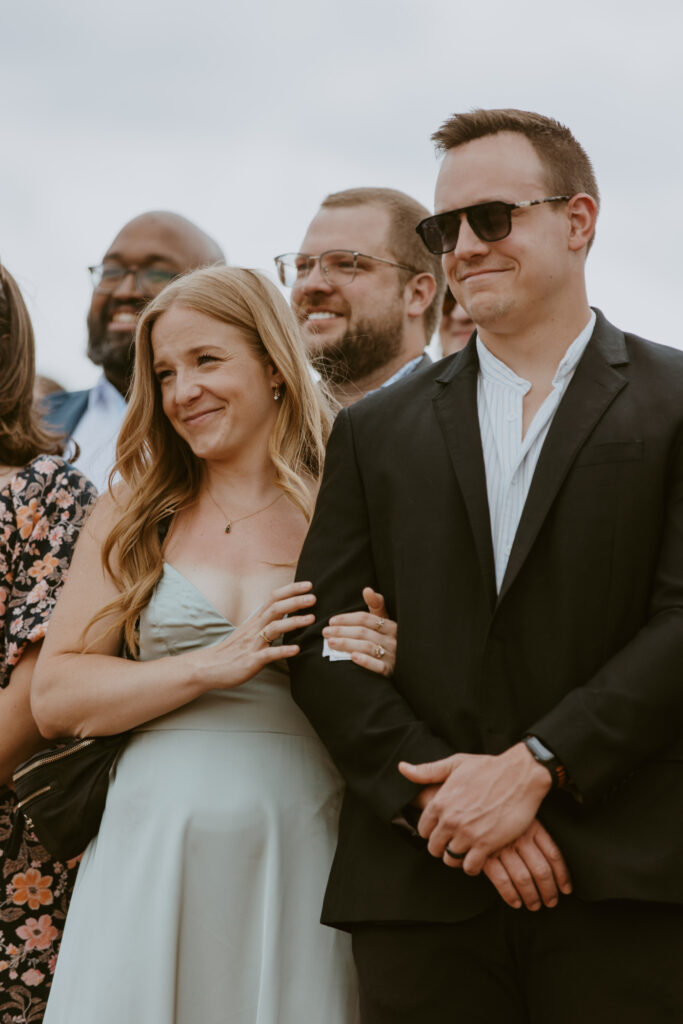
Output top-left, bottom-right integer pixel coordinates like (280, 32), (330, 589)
(379, 354), (425, 390)
(89, 373), (127, 411)
(476, 310), (596, 390)
(552, 310), (596, 384)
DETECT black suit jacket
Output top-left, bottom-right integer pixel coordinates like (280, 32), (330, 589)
(290, 310), (683, 927)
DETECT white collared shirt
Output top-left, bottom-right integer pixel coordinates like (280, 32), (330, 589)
(477, 311), (596, 591)
(70, 374), (127, 493)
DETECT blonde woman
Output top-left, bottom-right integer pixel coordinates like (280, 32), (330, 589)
(33, 267), (395, 1023)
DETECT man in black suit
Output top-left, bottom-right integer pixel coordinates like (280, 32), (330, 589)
(289, 109), (683, 1022)
(275, 187), (444, 407)
(44, 211), (223, 490)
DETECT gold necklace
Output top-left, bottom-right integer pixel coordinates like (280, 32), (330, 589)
(205, 486), (284, 534)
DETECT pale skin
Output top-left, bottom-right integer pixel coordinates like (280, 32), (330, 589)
(399, 132), (599, 908)
(31, 307), (395, 742)
(0, 643), (47, 785)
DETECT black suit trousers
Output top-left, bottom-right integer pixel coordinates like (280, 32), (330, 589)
(351, 897), (683, 1024)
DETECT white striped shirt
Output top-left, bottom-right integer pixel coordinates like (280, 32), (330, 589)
(476, 311), (596, 591)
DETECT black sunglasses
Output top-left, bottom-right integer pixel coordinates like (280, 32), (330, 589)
(416, 196), (570, 255)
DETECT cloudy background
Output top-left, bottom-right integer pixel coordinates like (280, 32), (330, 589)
(2, 0), (682, 388)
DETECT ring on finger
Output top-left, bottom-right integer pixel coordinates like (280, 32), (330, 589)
(445, 846), (467, 860)
(376, 617), (385, 631)
(258, 630), (272, 646)
(374, 644), (385, 658)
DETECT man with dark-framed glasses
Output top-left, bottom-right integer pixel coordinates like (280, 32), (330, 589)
(43, 211), (223, 490)
(276, 187), (444, 407)
(291, 109), (683, 1022)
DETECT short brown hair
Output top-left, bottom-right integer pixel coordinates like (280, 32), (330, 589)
(0, 265), (62, 465)
(321, 187), (446, 340)
(432, 109), (600, 246)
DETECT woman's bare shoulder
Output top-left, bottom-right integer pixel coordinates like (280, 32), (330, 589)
(83, 482), (133, 538)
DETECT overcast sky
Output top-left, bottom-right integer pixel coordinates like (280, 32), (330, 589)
(2, 0), (682, 388)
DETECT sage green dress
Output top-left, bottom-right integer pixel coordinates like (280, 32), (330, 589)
(44, 563), (359, 1023)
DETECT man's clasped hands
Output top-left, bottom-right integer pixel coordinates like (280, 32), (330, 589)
(400, 743), (572, 911)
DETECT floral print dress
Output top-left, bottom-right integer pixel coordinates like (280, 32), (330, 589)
(0, 457), (95, 1023)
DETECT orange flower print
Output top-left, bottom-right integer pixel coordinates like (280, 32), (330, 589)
(54, 488), (75, 510)
(33, 517), (50, 540)
(0, 586), (6, 617)
(16, 915), (58, 951)
(27, 553), (60, 581)
(21, 967), (45, 986)
(10, 868), (54, 910)
(16, 498), (42, 540)
(49, 524), (66, 546)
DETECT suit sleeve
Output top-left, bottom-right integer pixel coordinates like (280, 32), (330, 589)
(530, 423), (683, 805)
(289, 408), (453, 822)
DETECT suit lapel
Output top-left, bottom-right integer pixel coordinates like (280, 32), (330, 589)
(496, 312), (630, 607)
(432, 342), (497, 606)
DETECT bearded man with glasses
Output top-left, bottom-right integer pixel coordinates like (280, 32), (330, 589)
(276, 186), (444, 407)
(290, 109), (683, 1022)
(43, 211), (223, 491)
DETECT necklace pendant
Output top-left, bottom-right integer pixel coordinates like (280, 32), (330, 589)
(224, 523), (231, 534)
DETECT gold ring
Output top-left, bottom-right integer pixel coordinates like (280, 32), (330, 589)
(374, 645), (385, 658)
(258, 630), (272, 646)
(376, 618), (385, 630)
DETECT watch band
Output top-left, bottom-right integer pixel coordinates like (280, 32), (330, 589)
(523, 734), (568, 790)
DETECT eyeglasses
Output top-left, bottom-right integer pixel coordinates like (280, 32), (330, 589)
(274, 250), (418, 289)
(416, 196), (570, 255)
(88, 264), (178, 296)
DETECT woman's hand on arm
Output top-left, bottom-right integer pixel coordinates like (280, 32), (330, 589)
(322, 587), (397, 677)
(32, 492), (320, 739)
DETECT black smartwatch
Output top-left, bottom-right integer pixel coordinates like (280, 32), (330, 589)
(522, 735), (568, 790)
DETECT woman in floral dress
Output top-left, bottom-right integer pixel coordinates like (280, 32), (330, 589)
(0, 264), (96, 1022)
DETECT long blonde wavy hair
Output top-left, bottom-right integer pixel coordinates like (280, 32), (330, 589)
(92, 266), (335, 653)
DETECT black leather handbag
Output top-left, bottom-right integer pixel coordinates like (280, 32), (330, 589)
(9, 733), (128, 861)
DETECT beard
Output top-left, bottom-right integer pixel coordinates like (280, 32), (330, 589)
(86, 301), (145, 387)
(308, 307), (405, 387)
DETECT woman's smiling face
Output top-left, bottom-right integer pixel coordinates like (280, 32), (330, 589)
(151, 303), (283, 465)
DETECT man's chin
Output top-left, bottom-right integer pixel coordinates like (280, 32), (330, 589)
(465, 296), (514, 331)
(303, 327), (345, 357)
(87, 330), (136, 369)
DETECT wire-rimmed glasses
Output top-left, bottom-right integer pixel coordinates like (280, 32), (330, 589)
(88, 264), (178, 296)
(274, 250), (418, 289)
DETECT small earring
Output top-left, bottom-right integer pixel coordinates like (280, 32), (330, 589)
(273, 385), (281, 401)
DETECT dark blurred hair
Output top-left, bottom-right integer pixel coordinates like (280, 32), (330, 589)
(0, 264), (63, 464)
